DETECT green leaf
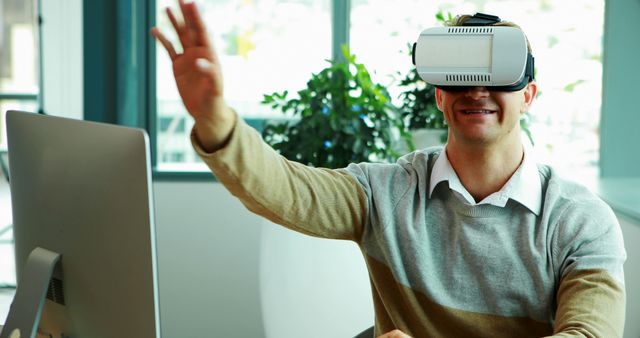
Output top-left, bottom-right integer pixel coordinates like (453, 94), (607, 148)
(563, 79), (586, 92)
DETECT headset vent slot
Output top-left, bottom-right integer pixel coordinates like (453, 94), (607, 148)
(446, 27), (494, 34)
(443, 73), (492, 84)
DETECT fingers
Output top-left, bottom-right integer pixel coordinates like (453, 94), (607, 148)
(166, 6), (195, 50)
(377, 329), (412, 338)
(178, 0), (194, 30)
(177, 0), (201, 48)
(151, 27), (178, 60)
(185, 0), (214, 52)
(154, 1), (218, 63)
(166, 1), (213, 54)
(165, 6), (182, 36)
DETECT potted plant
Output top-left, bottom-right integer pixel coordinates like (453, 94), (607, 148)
(261, 46), (412, 169)
(395, 46), (448, 149)
(393, 12), (451, 149)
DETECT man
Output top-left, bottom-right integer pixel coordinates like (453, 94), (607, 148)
(151, 2), (626, 337)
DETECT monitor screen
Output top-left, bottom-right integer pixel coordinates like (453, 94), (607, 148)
(3, 111), (161, 338)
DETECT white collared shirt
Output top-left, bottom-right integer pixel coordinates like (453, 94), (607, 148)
(428, 145), (542, 215)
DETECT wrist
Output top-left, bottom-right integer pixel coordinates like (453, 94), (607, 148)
(194, 105), (236, 153)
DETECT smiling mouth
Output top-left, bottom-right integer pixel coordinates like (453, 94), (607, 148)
(461, 109), (496, 115)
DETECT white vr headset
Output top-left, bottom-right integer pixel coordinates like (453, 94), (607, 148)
(412, 13), (534, 92)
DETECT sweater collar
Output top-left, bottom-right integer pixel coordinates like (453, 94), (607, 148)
(428, 144), (542, 216)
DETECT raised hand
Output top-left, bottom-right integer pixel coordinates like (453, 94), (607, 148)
(151, 0), (235, 152)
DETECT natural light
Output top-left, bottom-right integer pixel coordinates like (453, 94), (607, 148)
(155, 0), (603, 184)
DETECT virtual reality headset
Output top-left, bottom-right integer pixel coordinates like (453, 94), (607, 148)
(412, 13), (535, 92)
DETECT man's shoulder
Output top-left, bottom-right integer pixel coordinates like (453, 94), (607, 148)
(343, 146), (443, 192)
(397, 146), (444, 167)
(538, 164), (613, 219)
(347, 146), (443, 173)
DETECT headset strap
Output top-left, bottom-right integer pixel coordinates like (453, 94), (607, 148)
(462, 13), (501, 26)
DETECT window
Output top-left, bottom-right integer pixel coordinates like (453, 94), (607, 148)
(154, 0), (604, 182)
(350, 0), (604, 182)
(0, 0), (39, 147)
(154, 0), (332, 171)
(0, 0), (39, 287)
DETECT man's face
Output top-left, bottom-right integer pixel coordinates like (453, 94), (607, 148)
(435, 83), (537, 146)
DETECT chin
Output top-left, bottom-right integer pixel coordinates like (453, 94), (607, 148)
(453, 131), (498, 145)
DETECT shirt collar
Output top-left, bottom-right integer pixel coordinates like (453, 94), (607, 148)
(429, 145), (542, 216)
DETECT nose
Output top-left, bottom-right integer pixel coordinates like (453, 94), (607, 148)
(465, 86), (490, 100)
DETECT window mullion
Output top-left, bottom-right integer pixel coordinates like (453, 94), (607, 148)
(0, 94), (38, 101)
(148, 0), (158, 169)
(332, 0), (351, 63)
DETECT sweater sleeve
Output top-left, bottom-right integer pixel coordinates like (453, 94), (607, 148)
(190, 113), (369, 241)
(549, 269), (625, 338)
(547, 198), (626, 338)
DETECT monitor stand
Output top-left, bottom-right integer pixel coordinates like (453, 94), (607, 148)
(0, 247), (61, 338)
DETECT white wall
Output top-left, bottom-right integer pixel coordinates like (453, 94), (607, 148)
(41, 0), (83, 120)
(153, 180), (640, 338)
(152, 181), (374, 338)
(618, 213), (640, 338)
(259, 216), (373, 338)
(152, 181), (265, 337)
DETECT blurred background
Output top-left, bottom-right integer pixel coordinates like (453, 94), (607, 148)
(0, 0), (638, 337)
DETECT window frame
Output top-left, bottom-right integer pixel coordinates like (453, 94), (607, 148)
(147, 0), (350, 180)
(0, 0), (41, 290)
(85, 0), (636, 181)
(0, 0), (40, 147)
(0, 94), (38, 141)
(0, 94), (38, 101)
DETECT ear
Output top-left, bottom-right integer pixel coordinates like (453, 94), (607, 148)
(435, 87), (444, 112)
(521, 81), (537, 113)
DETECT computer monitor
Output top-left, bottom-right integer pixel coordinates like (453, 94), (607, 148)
(1, 110), (161, 338)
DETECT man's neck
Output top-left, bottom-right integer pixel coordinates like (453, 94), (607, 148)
(445, 139), (524, 203)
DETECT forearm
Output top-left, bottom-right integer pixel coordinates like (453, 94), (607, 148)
(191, 112), (368, 241)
